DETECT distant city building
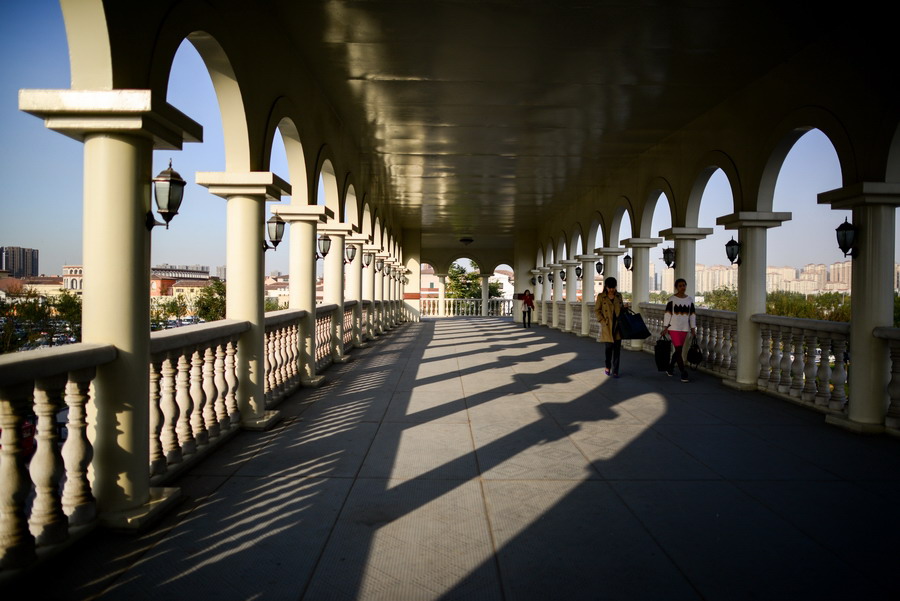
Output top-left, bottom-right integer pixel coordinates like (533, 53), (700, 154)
(152, 264), (210, 280)
(216, 265), (227, 280)
(0, 246), (39, 278)
(62, 265), (83, 294)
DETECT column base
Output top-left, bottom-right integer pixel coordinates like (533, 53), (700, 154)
(825, 413), (885, 434)
(354, 341), (371, 349)
(722, 378), (757, 391)
(241, 409), (282, 431)
(333, 355), (352, 364)
(100, 486), (181, 531)
(301, 375), (326, 388)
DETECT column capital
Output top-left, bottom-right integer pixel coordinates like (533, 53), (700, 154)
(595, 247), (626, 256)
(19, 89), (202, 149)
(560, 259), (580, 266)
(538, 266), (552, 273)
(347, 234), (371, 245)
(716, 212), (791, 229)
(196, 172), (290, 200)
(621, 237), (663, 248)
(319, 222), (353, 236)
(547, 263), (563, 270)
(574, 254), (601, 262)
(271, 204), (330, 223)
(818, 182), (900, 209)
(657, 227), (714, 241)
(530, 269), (542, 275)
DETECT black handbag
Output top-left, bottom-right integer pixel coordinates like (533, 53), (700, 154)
(655, 336), (672, 371)
(687, 338), (703, 369)
(616, 308), (651, 340)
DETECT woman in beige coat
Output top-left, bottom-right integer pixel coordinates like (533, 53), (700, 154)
(595, 276), (624, 377)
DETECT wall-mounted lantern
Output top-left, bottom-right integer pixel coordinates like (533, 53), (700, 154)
(662, 247), (676, 269)
(836, 218), (857, 258)
(725, 237), (741, 265)
(262, 214), (285, 252)
(147, 159), (186, 230)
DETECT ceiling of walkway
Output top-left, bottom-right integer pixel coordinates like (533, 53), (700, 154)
(270, 1), (828, 250)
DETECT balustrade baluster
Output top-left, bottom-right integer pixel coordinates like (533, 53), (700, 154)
(757, 325), (772, 387)
(0, 383), (37, 568)
(720, 321), (733, 375)
(768, 328), (783, 391)
(29, 375), (68, 545)
(829, 336), (848, 411)
(263, 329), (273, 401)
(190, 349), (208, 446)
(214, 342), (229, 431)
(814, 337), (833, 408)
(225, 338), (240, 424)
(788, 329), (805, 398)
(160, 355), (182, 464)
(62, 369), (96, 525)
(148, 358), (166, 475)
(288, 323), (299, 389)
(801, 331), (818, 403)
(712, 319), (724, 371)
(175, 353), (196, 456)
(884, 339), (900, 428)
(778, 327), (794, 394)
(277, 326), (288, 397)
(202, 346), (220, 439)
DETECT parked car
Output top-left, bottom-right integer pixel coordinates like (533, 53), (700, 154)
(0, 415), (37, 461)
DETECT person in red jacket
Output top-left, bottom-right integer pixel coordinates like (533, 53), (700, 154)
(522, 289), (535, 328)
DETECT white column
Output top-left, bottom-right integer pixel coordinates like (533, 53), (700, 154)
(596, 247), (626, 289)
(539, 267), (552, 325)
(658, 227), (714, 297)
(548, 264), (562, 328)
(562, 260), (579, 332)
(19, 89), (201, 523)
(481, 274), (490, 316)
(346, 236), (367, 346)
(375, 256), (387, 333)
(820, 185), (900, 431)
(362, 245), (378, 338)
(198, 172), (289, 430)
(621, 238), (662, 350)
(438, 275), (447, 316)
(576, 255), (601, 337)
(530, 269), (542, 323)
(273, 205), (327, 384)
(718, 212), (791, 389)
(321, 224), (352, 362)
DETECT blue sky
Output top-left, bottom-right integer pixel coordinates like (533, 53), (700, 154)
(1, 1), (886, 277)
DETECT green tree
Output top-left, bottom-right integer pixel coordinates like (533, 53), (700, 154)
(649, 291), (670, 304)
(265, 298), (280, 312)
(445, 262), (501, 298)
(162, 294), (189, 322)
(701, 286), (738, 311)
(53, 289), (82, 342)
(195, 280), (227, 322)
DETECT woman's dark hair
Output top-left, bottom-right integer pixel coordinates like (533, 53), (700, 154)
(602, 277), (618, 295)
(674, 278), (687, 288)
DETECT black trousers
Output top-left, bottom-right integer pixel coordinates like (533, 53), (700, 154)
(523, 309), (532, 327)
(605, 339), (622, 374)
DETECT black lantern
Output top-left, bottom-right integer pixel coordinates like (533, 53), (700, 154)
(548, 272), (554, 283)
(725, 237), (741, 265)
(538, 274), (543, 284)
(375, 258), (384, 272)
(662, 247), (676, 269)
(595, 261), (604, 275)
(530, 277), (536, 286)
(344, 245), (357, 264)
(262, 214), (285, 251)
(575, 265), (583, 280)
(559, 270), (566, 282)
(147, 159), (186, 230)
(623, 254), (633, 271)
(317, 233), (332, 259)
(363, 252), (374, 268)
(836, 218), (857, 257)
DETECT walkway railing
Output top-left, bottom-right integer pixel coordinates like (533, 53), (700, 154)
(0, 297), (404, 577)
(0, 343), (117, 570)
(421, 298), (514, 317)
(639, 302), (852, 412)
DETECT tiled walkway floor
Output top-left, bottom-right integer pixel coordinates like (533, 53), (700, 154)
(42, 318), (900, 600)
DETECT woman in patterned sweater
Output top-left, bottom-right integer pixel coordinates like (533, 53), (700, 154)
(661, 278), (697, 382)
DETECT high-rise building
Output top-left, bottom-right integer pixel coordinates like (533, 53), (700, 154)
(0, 246), (39, 278)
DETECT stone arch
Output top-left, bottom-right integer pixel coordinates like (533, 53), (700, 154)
(59, 0), (113, 89)
(687, 150), (742, 226)
(608, 196), (635, 246)
(569, 223), (586, 257)
(759, 107), (857, 212)
(263, 100), (309, 205)
(640, 177), (675, 236)
(884, 120), (900, 183)
(315, 153), (341, 220)
(586, 213), (605, 253)
(555, 232), (568, 262)
(344, 184), (360, 230)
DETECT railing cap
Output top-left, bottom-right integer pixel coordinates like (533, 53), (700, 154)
(0, 342), (117, 387)
(150, 319), (251, 355)
(265, 308), (308, 327)
(750, 313), (850, 334)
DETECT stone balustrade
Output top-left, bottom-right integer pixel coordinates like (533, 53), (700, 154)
(0, 343), (116, 570)
(420, 298), (513, 317)
(264, 309), (307, 408)
(148, 320), (250, 481)
(343, 300), (357, 351)
(751, 314), (849, 412)
(315, 304), (338, 372)
(640, 303), (738, 378)
(874, 327), (900, 432)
